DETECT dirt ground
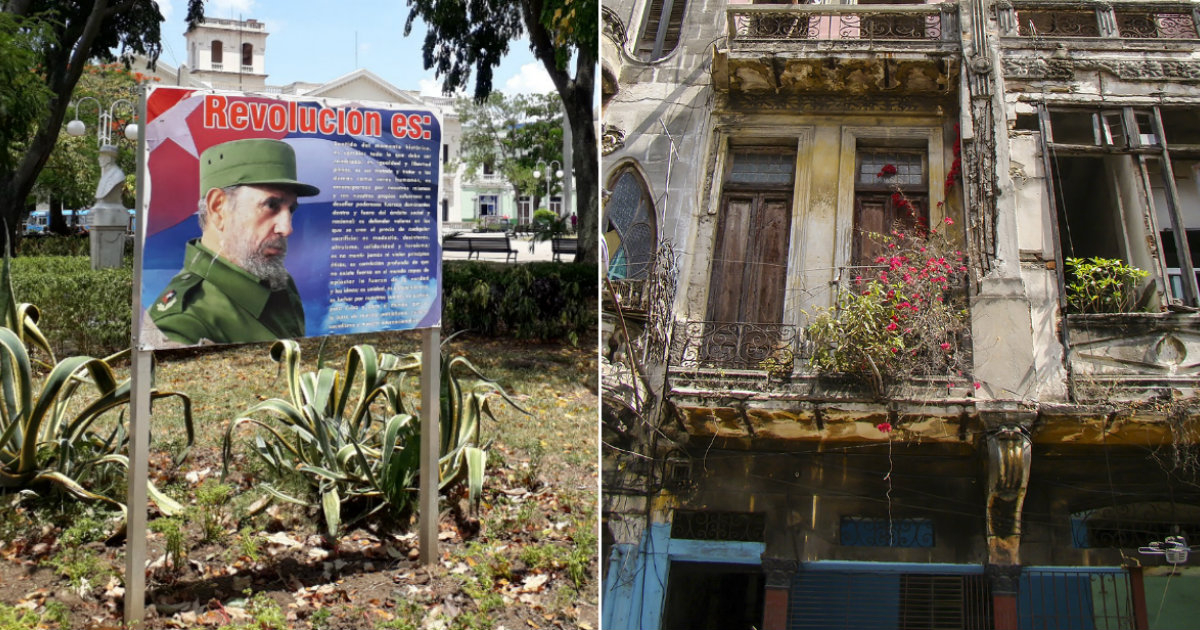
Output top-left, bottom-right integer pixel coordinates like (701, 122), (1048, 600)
(0, 334), (599, 630)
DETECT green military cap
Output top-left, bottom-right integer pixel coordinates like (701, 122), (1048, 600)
(199, 138), (320, 197)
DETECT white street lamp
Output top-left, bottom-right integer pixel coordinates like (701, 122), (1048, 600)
(533, 159), (563, 216)
(66, 97), (139, 145)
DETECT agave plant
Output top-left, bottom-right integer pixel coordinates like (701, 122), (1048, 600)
(0, 326), (193, 516)
(392, 334), (529, 511)
(222, 337), (526, 537)
(224, 341), (418, 536)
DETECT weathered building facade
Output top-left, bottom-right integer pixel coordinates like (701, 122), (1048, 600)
(601, 0), (1200, 628)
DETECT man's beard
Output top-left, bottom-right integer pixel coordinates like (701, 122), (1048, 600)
(232, 235), (291, 290)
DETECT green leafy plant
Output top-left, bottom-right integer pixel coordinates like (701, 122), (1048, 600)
(149, 517), (186, 569)
(194, 479), (233, 543)
(1064, 256), (1149, 314)
(805, 216), (972, 398)
(0, 603), (42, 630)
(47, 543), (115, 591)
(237, 526), (262, 562)
(9, 256), (131, 358)
(529, 214), (572, 253)
(442, 262), (595, 345)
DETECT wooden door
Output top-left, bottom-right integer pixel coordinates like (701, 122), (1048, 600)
(707, 193), (791, 325)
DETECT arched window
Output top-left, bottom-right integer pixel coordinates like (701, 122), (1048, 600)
(606, 167), (657, 279)
(211, 40), (223, 65)
(636, 0), (686, 61)
(242, 43), (253, 67)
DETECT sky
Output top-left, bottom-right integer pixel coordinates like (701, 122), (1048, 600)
(154, 0), (557, 97)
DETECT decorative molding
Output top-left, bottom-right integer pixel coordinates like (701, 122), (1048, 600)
(985, 563), (1023, 596)
(761, 555), (799, 589)
(1067, 315), (1200, 379)
(1002, 56), (1076, 79)
(1003, 56), (1200, 81)
(720, 92), (948, 114)
(602, 124), (626, 156)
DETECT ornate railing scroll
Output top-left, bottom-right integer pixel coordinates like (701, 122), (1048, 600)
(727, 4), (956, 47)
(670, 320), (809, 372)
(1000, 1), (1200, 40)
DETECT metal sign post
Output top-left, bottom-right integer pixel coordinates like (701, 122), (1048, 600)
(125, 87), (151, 627)
(419, 326), (441, 562)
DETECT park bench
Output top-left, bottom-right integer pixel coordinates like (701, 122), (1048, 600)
(551, 237), (578, 262)
(442, 235), (518, 262)
(469, 235), (518, 262)
(442, 235), (472, 254)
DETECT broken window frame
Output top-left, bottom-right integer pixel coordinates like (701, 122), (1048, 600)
(1037, 103), (1200, 308)
(636, 0), (687, 61)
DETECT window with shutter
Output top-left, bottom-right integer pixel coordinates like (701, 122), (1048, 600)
(636, 0), (687, 61)
(706, 148), (795, 326)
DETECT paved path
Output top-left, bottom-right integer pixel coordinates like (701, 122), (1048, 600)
(440, 233), (558, 263)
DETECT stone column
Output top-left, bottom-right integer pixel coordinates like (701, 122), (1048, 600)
(986, 563), (1023, 630)
(761, 556), (797, 630)
(982, 409), (1033, 566)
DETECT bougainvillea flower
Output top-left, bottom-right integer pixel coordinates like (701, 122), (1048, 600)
(877, 164), (898, 177)
(940, 342), (952, 351)
(877, 421), (893, 432)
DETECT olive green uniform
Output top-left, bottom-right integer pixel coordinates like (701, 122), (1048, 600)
(148, 239), (305, 345)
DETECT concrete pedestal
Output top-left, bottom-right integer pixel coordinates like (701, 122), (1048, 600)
(89, 205), (128, 270)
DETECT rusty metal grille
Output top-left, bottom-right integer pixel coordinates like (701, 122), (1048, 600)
(728, 6), (947, 44)
(1017, 10), (1100, 36)
(1115, 10), (1197, 39)
(900, 574), (993, 630)
(670, 320), (810, 371)
(670, 510), (766, 542)
(1018, 569), (1134, 630)
(788, 570), (992, 630)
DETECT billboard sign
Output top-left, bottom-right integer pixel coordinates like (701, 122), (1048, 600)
(137, 86), (442, 348)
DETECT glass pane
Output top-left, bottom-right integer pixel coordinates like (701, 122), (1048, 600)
(727, 150), (796, 186)
(859, 150), (923, 186)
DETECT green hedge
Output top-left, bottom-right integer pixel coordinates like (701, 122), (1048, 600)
(8, 258), (595, 356)
(443, 261), (596, 344)
(10, 256), (133, 357)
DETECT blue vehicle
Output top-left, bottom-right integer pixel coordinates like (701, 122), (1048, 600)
(25, 209), (92, 235)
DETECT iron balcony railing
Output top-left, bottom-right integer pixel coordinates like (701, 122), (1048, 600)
(670, 320), (810, 373)
(1000, 0), (1200, 40)
(727, 3), (959, 48)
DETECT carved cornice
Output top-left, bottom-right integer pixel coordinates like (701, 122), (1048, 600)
(1003, 55), (1200, 81)
(985, 563), (1023, 596)
(720, 92), (948, 114)
(761, 555), (799, 589)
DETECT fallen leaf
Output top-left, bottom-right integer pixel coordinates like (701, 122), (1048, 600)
(521, 573), (550, 592)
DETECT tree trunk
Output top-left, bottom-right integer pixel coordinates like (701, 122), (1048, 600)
(517, 0), (598, 264)
(566, 95), (598, 264)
